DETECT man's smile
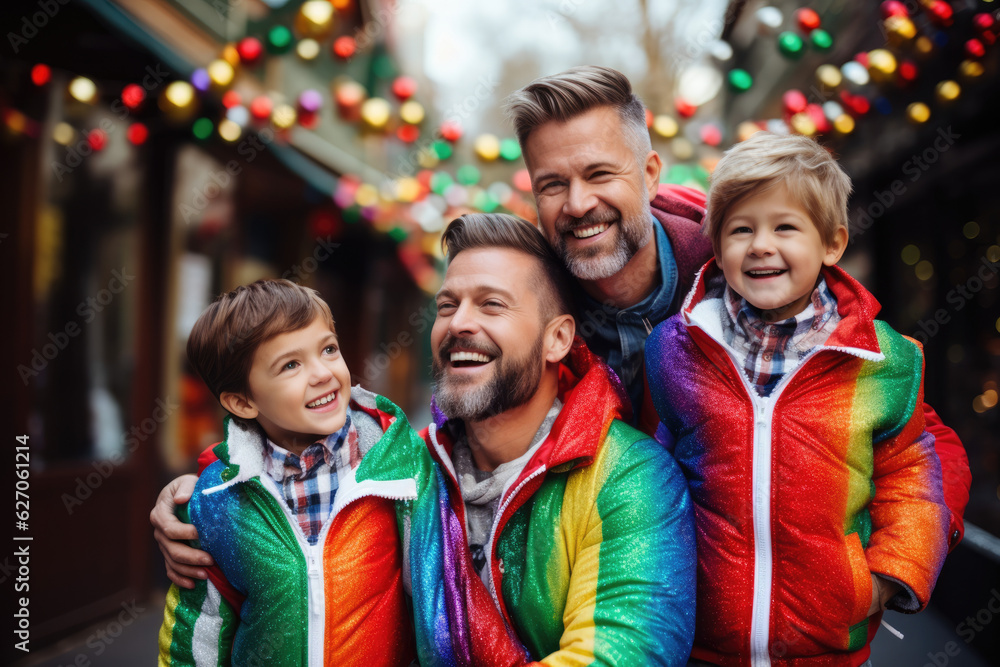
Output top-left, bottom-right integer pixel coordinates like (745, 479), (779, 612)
(571, 222), (609, 239)
(450, 350), (494, 365)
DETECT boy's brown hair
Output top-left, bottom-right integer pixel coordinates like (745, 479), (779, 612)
(186, 279), (335, 403)
(705, 131), (853, 255)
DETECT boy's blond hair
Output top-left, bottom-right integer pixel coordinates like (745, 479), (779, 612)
(705, 132), (852, 254)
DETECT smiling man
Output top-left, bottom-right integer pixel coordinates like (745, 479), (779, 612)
(420, 213), (696, 665)
(506, 66), (714, 414)
(505, 65), (970, 553)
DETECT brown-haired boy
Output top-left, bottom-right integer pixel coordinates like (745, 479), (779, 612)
(158, 279), (427, 666)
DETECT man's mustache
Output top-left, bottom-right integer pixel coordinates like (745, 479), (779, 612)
(556, 207), (620, 234)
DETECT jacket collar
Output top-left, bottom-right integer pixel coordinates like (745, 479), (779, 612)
(202, 385), (416, 495)
(650, 184), (712, 312)
(681, 258), (885, 361)
(428, 337), (630, 477)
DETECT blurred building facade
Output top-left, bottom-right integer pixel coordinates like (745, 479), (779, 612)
(2, 0), (439, 656)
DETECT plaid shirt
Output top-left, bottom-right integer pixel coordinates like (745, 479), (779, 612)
(722, 276), (840, 397)
(264, 416), (358, 545)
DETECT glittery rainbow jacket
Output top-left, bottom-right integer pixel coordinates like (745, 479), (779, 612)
(644, 260), (950, 667)
(158, 387), (438, 667)
(419, 339), (698, 666)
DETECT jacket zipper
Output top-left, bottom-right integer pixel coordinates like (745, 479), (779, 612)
(428, 423), (550, 615)
(716, 345), (822, 667)
(484, 465), (548, 611)
(256, 474), (418, 667)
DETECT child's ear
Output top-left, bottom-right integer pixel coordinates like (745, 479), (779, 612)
(823, 227), (849, 266)
(220, 392), (258, 420)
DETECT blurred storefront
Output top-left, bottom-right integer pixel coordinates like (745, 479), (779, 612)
(2, 0), (459, 656)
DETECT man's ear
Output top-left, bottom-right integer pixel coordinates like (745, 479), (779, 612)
(544, 314), (576, 364)
(220, 391), (258, 420)
(823, 226), (850, 266)
(644, 149), (663, 202)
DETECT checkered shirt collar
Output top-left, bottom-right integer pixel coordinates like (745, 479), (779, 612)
(724, 276), (838, 344)
(264, 414), (353, 483)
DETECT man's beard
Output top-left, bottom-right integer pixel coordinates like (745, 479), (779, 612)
(553, 206), (653, 281)
(432, 331), (544, 422)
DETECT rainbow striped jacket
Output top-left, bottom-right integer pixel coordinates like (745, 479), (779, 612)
(158, 387), (437, 667)
(645, 261), (950, 667)
(419, 340), (698, 666)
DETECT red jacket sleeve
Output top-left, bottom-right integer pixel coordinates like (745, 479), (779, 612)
(197, 443), (221, 475)
(923, 402), (971, 551)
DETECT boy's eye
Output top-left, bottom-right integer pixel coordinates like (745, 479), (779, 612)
(283, 361), (299, 371)
(323, 345), (339, 355)
(731, 226), (752, 234)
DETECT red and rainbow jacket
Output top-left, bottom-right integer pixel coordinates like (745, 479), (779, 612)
(645, 260), (950, 667)
(421, 340), (698, 666)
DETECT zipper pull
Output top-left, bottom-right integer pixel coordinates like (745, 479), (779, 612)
(307, 553), (322, 614)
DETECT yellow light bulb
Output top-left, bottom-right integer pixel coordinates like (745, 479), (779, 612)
(399, 100), (425, 125)
(207, 59), (235, 88)
(652, 115), (679, 139)
(474, 134), (500, 161)
(68, 76), (97, 104)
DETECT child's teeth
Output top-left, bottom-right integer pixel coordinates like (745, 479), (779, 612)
(307, 393), (335, 408)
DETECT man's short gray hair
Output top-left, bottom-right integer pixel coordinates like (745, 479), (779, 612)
(504, 65), (651, 167)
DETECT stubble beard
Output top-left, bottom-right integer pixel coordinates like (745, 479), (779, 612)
(554, 207), (653, 281)
(432, 332), (545, 422)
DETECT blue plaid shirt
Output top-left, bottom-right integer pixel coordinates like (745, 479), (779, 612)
(264, 415), (356, 545)
(722, 276), (840, 397)
(577, 217), (678, 414)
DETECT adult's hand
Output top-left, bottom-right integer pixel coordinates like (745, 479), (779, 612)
(151, 474), (212, 589)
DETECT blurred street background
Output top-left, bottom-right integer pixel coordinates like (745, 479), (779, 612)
(1, 0), (998, 664)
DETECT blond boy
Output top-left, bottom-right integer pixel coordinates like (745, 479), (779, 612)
(644, 132), (950, 665)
